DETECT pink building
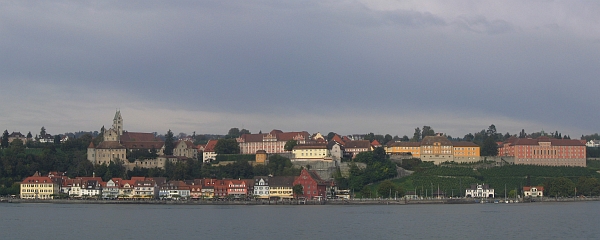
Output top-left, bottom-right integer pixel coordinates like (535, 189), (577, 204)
(498, 137), (586, 167)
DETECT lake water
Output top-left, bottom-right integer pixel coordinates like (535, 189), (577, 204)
(1, 201), (599, 239)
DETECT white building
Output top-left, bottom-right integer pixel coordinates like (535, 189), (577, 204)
(253, 176), (270, 199)
(523, 186), (544, 197)
(465, 184), (495, 198)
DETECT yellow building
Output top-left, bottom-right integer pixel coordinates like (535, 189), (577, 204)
(292, 144), (329, 159)
(20, 173), (59, 199)
(385, 142), (422, 157)
(268, 176), (295, 199)
(385, 136), (481, 164)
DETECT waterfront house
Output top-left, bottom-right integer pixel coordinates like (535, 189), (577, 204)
(269, 176), (295, 200)
(293, 169), (327, 200)
(253, 176), (270, 199)
(523, 186), (544, 198)
(465, 184), (495, 198)
(20, 172), (59, 199)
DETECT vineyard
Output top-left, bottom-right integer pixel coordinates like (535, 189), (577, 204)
(366, 161), (600, 198)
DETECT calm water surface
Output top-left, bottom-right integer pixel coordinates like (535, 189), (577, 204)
(1, 201), (599, 239)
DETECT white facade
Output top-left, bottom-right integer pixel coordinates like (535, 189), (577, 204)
(465, 184), (495, 198)
(253, 177), (269, 199)
(586, 140), (599, 148)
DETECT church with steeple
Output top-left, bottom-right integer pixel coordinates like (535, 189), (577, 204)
(87, 111), (198, 169)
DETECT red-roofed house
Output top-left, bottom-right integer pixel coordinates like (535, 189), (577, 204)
(203, 139), (218, 163)
(293, 169), (327, 200)
(523, 186), (544, 198)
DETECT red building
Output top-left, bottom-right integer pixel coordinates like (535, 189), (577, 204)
(498, 137), (586, 167)
(293, 169), (327, 200)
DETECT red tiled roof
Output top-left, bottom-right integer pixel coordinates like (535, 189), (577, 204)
(386, 141), (421, 147)
(22, 176), (55, 184)
(452, 141), (480, 147)
(238, 130), (310, 143)
(204, 139), (218, 152)
(121, 132), (161, 142)
(96, 141), (125, 149)
(293, 143), (328, 150)
(330, 134), (345, 145)
(121, 141), (164, 149)
(344, 140), (371, 149)
(506, 137), (585, 146)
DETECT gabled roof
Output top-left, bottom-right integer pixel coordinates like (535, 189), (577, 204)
(386, 141), (421, 147)
(203, 139), (218, 152)
(330, 134), (345, 145)
(120, 132), (161, 142)
(421, 136), (452, 146)
(344, 140), (371, 149)
(523, 186), (544, 191)
(269, 176), (296, 187)
(175, 140), (196, 149)
(238, 130), (310, 143)
(452, 141), (480, 147)
(96, 141), (125, 149)
(292, 143), (328, 150)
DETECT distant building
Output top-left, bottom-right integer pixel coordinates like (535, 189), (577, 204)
(237, 129), (310, 154)
(523, 186), (544, 198)
(20, 172), (59, 199)
(586, 140), (600, 148)
(498, 137), (586, 167)
(87, 111), (189, 169)
(385, 136), (480, 164)
(465, 184), (495, 198)
(293, 169), (327, 200)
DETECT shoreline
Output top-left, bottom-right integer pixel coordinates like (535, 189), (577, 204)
(3, 197), (598, 205)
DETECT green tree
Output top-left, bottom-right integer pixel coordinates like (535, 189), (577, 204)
(54, 135), (61, 145)
(481, 136), (498, 156)
(164, 130), (175, 155)
(40, 126), (46, 137)
(26, 131), (32, 139)
(576, 177), (600, 197)
(545, 177), (576, 197)
(226, 128), (241, 138)
(1, 130), (8, 148)
(421, 126), (435, 139)
(293, 184), (304, 198)
(214, 138), (240, 154)
(383, 134), (393, 145)
(411, 128), (421, 142)
(377, 180), (397, 199)
(284, 140), (298, 151)
(240, 129), (251, 135)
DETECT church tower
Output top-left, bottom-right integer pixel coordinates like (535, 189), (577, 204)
(113, 110), (123, 137)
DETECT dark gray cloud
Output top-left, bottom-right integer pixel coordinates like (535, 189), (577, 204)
(1, 0), (599, 137)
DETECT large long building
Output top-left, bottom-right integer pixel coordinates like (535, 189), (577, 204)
(498, 137), (586, 167)
(385, 136), (480, 164)
(236, 129), (310, 154)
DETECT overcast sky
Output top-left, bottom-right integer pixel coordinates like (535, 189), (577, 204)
(1, 0), (599, 138)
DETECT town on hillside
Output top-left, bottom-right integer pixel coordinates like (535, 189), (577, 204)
(3, 111), (600, 201)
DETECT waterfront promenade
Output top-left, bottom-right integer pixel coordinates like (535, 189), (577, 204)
(3, 196), (598, 205)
